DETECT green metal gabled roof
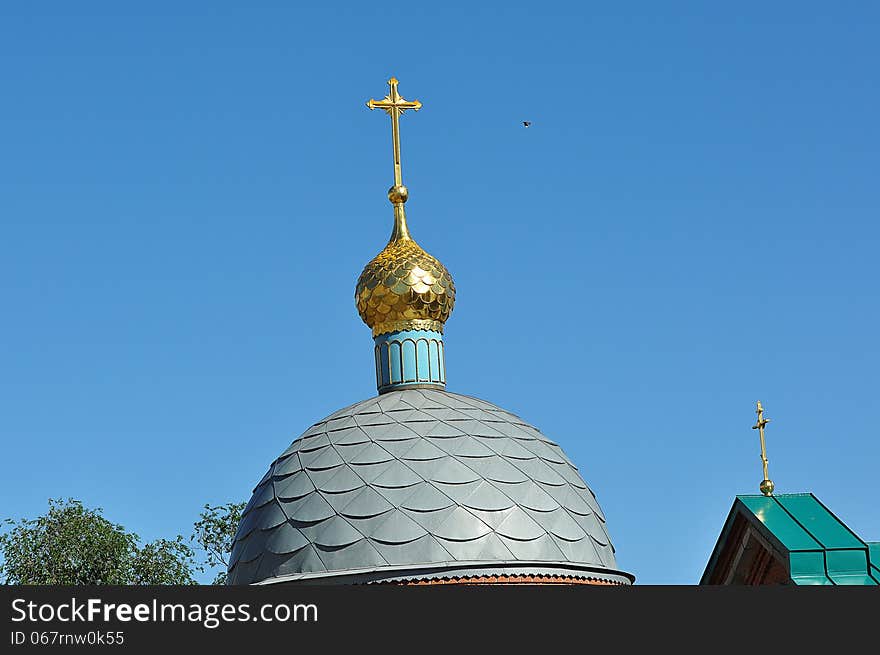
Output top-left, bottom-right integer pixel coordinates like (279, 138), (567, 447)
(869, 544), (880, 580)
(735, 493), (879, 585)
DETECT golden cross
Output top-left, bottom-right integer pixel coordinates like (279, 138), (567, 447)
(751, 400), (774, 496)
(366, 77), (422, 190)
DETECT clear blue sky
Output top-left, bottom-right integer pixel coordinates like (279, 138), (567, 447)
(1, 2), (877, 584)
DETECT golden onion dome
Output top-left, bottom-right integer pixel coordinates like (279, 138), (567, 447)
(355, 186), (455, 337)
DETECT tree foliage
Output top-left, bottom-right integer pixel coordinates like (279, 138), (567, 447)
(129, 536), (199, 585)
(192, 502), (245, 584)
(0, 499), (197, 585)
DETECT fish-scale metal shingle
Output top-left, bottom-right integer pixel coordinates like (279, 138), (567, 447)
(437, 532), (514, 561)
(298, 433), (331, 452)
(339, 486), (394, 518)
(556, 486), (594, 516)
(239, 532), (268, 564)
(257, 501), (288, 531)
(232, 558), (261, 583)
(495, 506), (546, 541)
(274, 473), (315, 501)
(273, 453), (302, 477)
(328, 426), (371, 446)
(372, 483), (421, 507)
(505, 482), (561, 512)
(463, 423), (509, 439)
(285, 544), (325, 573)
(311, 516), (364, 549)
(466, 457), (530, 484)
(421, 408), (473, 422)
(403, 505), (457, 534)
(245, 479), (275, 513)
(288, 493), (335, 523)
(319, 539), (386, 571)
(372, 534), (452, 566)
(325, 415), (358, 432)
(377, 437), (420, 458)
(432, 480), (483, 505)
(460, 480), (515, 512)
(302, 447), (344, 471)
(458, 437), (499, 458)
(500, 533), (567, 561)
(227, 389), (629, 586)
(370, 509), (425, 544)
(490, 438), (538, 460)
(433, 506), (493, 541)
(234, 508), (260, 541)
(552, 462), (589, 489)
(375, 395), (410, 412)
(399, 482), (456, 512)
(512, 458), (567, 486)
(400, 438), (446, 462)
(264, 522), (309, 555)
(581, 513), (611, 545)
(322, 488), (364, 514)
(519, 439), (568, 463)
(371, 460), (422, 488)
(427, 458), (481, 485)
(349, 442), (395, 465)
(334, 441), (371, 461)
(533, 507), (589, 542)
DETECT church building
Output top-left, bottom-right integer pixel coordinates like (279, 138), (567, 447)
(226, 78), (634, 586)
(227, 78), (876, 587)
(700, 402), (878, 585)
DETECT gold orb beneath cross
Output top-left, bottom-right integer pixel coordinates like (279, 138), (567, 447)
(388, 185), (408, 204)
(760, 479), (775, 496)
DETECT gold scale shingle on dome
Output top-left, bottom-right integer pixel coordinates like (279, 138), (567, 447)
(354, 78), (455, 338)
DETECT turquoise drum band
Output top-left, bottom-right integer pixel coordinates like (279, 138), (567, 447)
(374, 329), (445, 393)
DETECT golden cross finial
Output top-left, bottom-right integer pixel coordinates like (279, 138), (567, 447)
(751, 400), (775, 496)
(366, 77), (422, 194)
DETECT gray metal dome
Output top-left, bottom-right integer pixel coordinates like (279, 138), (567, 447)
(228, 389), (632, 585)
